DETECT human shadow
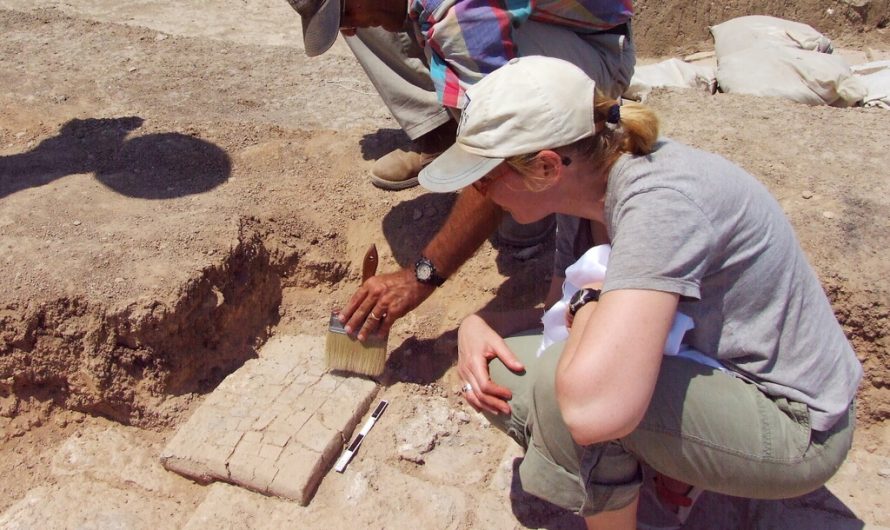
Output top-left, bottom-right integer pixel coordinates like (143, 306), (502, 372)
(0, 116), (230, 200)
(382, 330), (458, 386)
(678, 485), (864, 529)
(507, 458), (586, 529)
(380, 192), (553, 282)
(358, 128), (412, 162)
(380, 192), (458, 267)
(503, 454), (865, 529)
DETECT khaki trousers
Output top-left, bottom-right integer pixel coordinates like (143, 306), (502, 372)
(344, 20), (636, 140)
(486, 334), (855, 516)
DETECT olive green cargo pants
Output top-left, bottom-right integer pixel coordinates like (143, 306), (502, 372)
(485, 335), (855, 516)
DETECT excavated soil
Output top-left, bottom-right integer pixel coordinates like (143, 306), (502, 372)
(0, 0), (888, 526)
(633, 0), (890, 55)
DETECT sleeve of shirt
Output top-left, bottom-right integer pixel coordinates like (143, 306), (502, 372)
(410, 0), (533, 108)
(604, 188), (718, 300)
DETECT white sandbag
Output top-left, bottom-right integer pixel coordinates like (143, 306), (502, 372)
(716, 47), (867, 107)
(711, 16), (865, 106)
(852, 61), (890, 109)
(624, 59), (716, 101)
(711, 15), (833, 56)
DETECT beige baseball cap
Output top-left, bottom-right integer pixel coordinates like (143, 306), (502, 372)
(419, 56), (597, 193)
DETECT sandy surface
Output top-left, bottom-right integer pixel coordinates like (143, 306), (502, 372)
(1, 0), (889, 528)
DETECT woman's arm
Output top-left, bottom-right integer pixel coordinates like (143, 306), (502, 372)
(555, 288), (679, 446)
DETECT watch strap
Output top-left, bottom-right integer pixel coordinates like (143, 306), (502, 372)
(568, 287), (601, 318)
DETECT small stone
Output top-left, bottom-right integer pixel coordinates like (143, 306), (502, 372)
(114, 277), (125, 283)
(801, 190), (813, 199)
(155, 33), (168, 41)
(822, 211), (835, 219)
(72, 220), (81, 226)
(127, 66), (137, 73)
(412, 208), (423, 221)
(878, 468), (890, 479)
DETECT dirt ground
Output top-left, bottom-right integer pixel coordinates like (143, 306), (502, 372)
(1, 0), (889, 528)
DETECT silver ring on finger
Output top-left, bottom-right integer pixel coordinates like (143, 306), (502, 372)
(368, 312), (381, 321)
(462, 382), (473, 393)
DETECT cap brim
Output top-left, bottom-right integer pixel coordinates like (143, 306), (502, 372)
(302, 0), (340, 57)
(419, 143), (503, 193)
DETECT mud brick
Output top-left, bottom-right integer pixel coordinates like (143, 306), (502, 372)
(160, 335), (377, 504)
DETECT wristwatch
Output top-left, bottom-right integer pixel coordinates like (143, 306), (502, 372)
(568, 288), (601, 318)
(414, 256), (446, 287)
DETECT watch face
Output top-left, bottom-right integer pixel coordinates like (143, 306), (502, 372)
(415, 256), (445, 286)
(417, 262), (432, 280)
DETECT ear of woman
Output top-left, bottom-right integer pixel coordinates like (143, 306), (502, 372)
(531, 150), (567, 190)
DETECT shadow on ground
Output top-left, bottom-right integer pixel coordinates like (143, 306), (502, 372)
(383, 331), (458, 386)
(505, 456), (866, 529)
(380, 192), (553, 306)
(0, 117), (230, 199)
(359, 128), (411, 161)
(380, 191), (456, 267)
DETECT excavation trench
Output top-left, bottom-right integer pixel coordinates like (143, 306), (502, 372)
(0, 217), (349, 432)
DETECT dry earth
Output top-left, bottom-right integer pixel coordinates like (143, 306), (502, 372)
(0, 0), (888, 528)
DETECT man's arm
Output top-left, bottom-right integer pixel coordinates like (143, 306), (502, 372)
(340, 185), (502, 340)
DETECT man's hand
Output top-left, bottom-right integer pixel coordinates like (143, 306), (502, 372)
(338, 267), (435, 341)
(457, 314), (525, 415)
(338, 187), (502, 341)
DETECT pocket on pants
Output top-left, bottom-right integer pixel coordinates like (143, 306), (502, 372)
(518, 444), (587, 513)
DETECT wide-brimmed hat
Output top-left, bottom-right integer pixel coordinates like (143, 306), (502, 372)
(286, 0), (341, 57)
(419, 56), (597, 193)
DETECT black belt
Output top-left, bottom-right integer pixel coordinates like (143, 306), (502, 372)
(579, 21), (630, 37)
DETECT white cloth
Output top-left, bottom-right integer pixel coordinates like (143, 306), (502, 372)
(624, 58), (716, 102)
(851, 60), (890, 109)
(537, 244), (727, 372)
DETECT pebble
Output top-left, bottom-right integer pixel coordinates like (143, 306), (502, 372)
(801, 190), (813, 199)
(127, 66), (137, 73)
(155, 33), (168, 41)
(72, 220), (81, 226)
(822, 211), (835, 219)
(879, 468), (890, 479)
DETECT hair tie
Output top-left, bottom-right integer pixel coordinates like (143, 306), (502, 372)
(605, 104), (621, 131)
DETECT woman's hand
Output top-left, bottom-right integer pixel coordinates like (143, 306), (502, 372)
(457, 314), (525, 415)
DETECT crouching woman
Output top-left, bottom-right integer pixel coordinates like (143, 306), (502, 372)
(418, 56), (862, 529)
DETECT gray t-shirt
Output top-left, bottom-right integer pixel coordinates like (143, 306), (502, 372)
(554, 139), (861, 431)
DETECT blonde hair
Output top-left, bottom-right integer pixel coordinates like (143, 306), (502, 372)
(506, 92), (659, 187)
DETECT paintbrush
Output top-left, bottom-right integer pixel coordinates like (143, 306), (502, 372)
(325, 244), (387, 377)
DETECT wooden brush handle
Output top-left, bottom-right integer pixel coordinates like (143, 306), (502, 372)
(362, 244), (378, 282)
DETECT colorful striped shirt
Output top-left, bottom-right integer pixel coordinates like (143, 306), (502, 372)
(408, 0), (633, 108)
